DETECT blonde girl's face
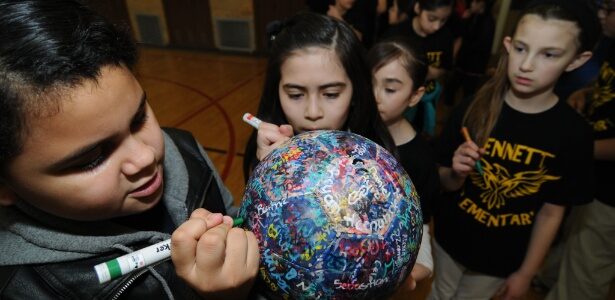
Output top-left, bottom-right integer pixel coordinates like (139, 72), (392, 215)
(279, 47), (353, 133)
(504, 14), (588, 97)
(373, 58), (422, 125)
(1, 66), (165, 221)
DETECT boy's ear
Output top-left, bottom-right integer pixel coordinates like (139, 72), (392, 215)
(414, 2), (421, 14)
(565, 51), (593, 72)
(408, 86), (426, 108)
(0, 184), (17, 206)
(502, 36), (512, 54)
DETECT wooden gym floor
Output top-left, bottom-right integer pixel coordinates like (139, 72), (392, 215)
(137, 46), (609, 300)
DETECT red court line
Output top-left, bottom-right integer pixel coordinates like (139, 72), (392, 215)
(140, 75), (240, 181)
(140, 70), (265, 180)
(176, 71), (265, 126)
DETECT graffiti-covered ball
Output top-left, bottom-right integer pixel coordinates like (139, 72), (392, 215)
(240, 130), (422, 299)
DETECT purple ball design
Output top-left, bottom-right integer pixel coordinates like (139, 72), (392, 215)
(240, 130), (422, 299)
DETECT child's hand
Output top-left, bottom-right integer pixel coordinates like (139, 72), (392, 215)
(171, 209), (260, 299)
(327, 5), (343, 20)
(452, 141), (484, 177)
(256, 122), (293, 160)
(494, 270), (532, 300)
(410, 263), (431, 285)
(567, 88), (589, 114)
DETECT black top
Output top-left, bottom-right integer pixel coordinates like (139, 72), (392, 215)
(587, 43), (615, 207)
(397, 134), (440, 222)
(383, 18), (453, 70)
(383, 18), (453, 93)
(434, 98), (594, 277)
(455, 11), (495, 74)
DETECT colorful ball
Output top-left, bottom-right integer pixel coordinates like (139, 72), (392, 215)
(240, 130), (422, 299)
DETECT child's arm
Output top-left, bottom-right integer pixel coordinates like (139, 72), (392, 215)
(411, 224), (434, 281)
(595, 137), (615, 161)
(426, 66), (446, 81)
(255, 121), (294, 161)
(171, 209), (259, 299)
(496, 203), (565, 300)
(438, 140), (484, 191)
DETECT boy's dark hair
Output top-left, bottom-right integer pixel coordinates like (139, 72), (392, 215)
(0, 0), (137, 171)
(243, 12), (396, 181)
(524, 0), (601, 53)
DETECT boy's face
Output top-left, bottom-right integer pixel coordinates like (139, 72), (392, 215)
(1, 65), (165, 221)
(504, 15), (588, 97)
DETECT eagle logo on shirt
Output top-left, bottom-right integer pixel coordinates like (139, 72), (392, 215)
(469, 159), (561, 210)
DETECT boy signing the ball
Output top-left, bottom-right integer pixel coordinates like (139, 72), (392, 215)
(0, 0), (258, 298)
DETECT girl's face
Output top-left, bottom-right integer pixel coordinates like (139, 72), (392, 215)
(414, 4), (452, 36)
(504, 15), (589, 97)
(1, 66), (165, 221)
(598, 0), (615, 38)
(279, 47), (352, 133)
(373, 58), (423, 125)
(336, 0), (355, 10)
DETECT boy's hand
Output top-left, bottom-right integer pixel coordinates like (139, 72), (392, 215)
(495, 270), (531, 300)
(256, 122), (293, 161)
(452, 141), (484, 177)
(171, 209), (260, 299)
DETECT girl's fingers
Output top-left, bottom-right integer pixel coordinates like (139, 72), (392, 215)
(279, 124), (294, 137)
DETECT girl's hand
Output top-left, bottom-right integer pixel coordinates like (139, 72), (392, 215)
(171, 209), (260, 299)
(451, 141), (484, 177)
(494, 271), (532, 300)
(256, 122), (293, 160)
(410, 263), (431, 284)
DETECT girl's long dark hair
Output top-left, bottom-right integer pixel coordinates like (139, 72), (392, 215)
(243, 12), (396, 181)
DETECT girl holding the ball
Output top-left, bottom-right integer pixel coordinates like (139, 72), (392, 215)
(242, 12), (396, 179)
(431, 1), (598, 299)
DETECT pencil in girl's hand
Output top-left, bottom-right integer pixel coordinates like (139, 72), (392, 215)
(461, 127), (485, 176)
(242, 113), (262, 129)
(94, 217), (244, 284)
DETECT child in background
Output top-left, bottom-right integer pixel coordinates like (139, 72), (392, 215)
(376, 0), (412, 41)
(0, 0), (258, 298)
(383, 0), (455, 136)
(306, 0), (365, 42)
(243, 12), (396, 177)
(545, 1), (615, 298)
(430, 1), (599, 299)
(368, 38), (440, 289)
(444, 0), (495, 106)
